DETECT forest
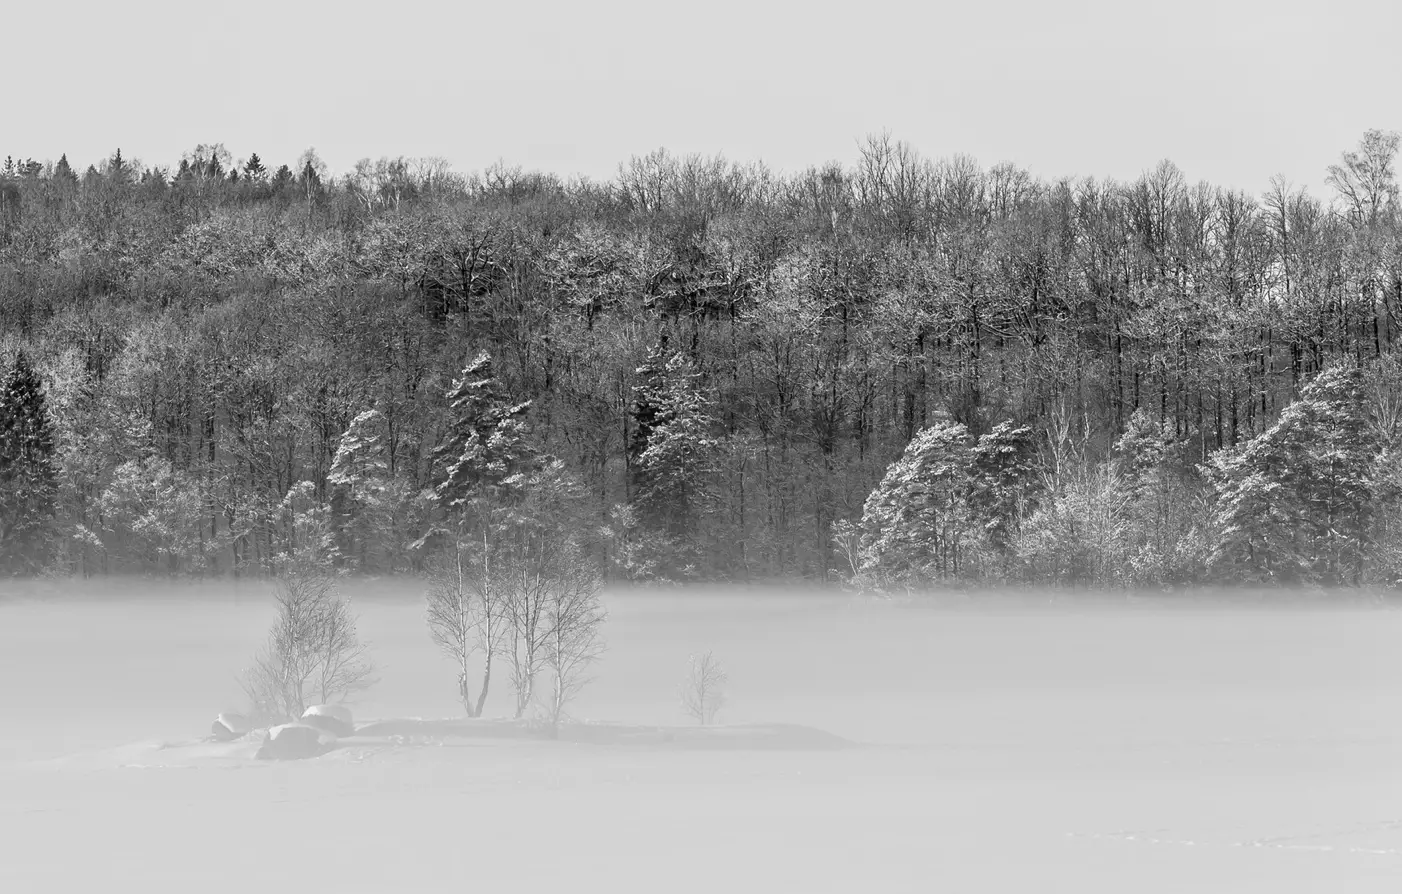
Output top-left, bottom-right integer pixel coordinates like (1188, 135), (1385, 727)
(1, 131), (1400, 591)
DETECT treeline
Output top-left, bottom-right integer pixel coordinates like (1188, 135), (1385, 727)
(0, 132), (1399, 588)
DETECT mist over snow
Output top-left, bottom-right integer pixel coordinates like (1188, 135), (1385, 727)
(1, 579), (1400, 892)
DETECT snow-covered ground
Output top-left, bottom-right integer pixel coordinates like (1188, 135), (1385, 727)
(1, 581), (1400, 892)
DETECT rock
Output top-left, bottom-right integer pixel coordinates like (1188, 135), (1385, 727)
(210, 712), (251, 741)
(255, 723), (336, 760)
(301, 704), (355, 737)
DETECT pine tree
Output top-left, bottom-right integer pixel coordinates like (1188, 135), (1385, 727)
(858, 416), (973, 586)
(432, 353), (535, 511)
(966, 421), (1040, 555)
(1210, 364), (1380, 585)
(244, 153), (266, 181)
(0, 352), (58, 573)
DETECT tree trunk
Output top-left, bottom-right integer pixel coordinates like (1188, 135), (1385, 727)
(473, 655), (493, 718)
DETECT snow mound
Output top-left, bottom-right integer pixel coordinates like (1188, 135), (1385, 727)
(210, 712), (251, 741)
(255, 723), (337, 761)
(301, 704), (355, 737)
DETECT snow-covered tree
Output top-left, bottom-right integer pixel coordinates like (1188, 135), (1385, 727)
(628, 339), (719, 576)
(1209, 363), (1380, 585)
(857, 416), (973, 586)
(1016, 464), (1133, 588)
(273, 480), (337, 574)
(432, 352), (535, 511)
(327, 408), (390, 568)
(0, 352), (57, 573)
(1109, 408), (1215, 587)
(97, 456), (204, 573)
(966, 421), (1040, 556)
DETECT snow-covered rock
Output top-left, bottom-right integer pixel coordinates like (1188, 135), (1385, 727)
(210, 712), (251, 741)
(255, 723), (336, 760)
(301, 704), (355, 737)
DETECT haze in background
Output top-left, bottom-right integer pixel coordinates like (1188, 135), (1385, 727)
(6, 0), (1398, 195)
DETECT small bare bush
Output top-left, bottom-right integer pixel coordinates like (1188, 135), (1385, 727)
(681, 650), (727, 726)
(241, 572), (377, 725)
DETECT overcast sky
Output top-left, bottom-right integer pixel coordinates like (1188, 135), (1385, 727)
(6, 0), (1398, 198)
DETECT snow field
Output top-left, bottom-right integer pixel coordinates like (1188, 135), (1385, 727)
(1, 582), (1400, 892)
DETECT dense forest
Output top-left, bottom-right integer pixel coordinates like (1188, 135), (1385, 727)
(1, 132), (1400, 590)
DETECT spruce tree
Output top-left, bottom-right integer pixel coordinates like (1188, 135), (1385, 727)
(53, 153), (76, 184)
(0, 352), (58, 573)
(432, 352), (535, 511)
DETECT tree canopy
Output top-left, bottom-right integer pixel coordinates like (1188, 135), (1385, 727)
(2, 132), (1401, 589)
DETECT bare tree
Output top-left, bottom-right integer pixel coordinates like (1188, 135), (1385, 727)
(541, 542), (606, 730)
(1327, 129), (1400, 229)
(681, 651), (727, 726)
(503, 558), (553, 719)
(425, 529), (508, 718)
(494, 460), (599, 720)
(240, 572), (376, 724)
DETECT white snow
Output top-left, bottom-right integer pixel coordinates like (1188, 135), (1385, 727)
(301, 703), (355, 736)
(211, 712), (251, 740)
(302, 704), (353, 725)
(1, 582), (1400, 892)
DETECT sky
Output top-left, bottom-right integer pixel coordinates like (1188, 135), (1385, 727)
(5, 0), (1399, 199)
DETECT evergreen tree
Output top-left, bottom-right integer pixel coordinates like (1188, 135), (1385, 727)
(432, 353), (535, 511)
(271, 164), (294, 192)
(0, 352), (58, 573)
(53, 153), (76, 184)
(628, 341), (719, 575)
(107, 148), (130, 183)
(244, 153), (266, 181)
(858, 417), (973, 586)
(327, 408), (389, 568)
(627, 335), (668, 477)
(966, 421), (1040, 555)
(1210, 364), (1380, 585)
(1112, 408), (1170, 495)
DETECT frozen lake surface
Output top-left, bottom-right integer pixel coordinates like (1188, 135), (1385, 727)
(1, 581), (1400, 892)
